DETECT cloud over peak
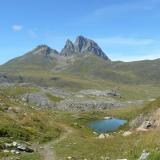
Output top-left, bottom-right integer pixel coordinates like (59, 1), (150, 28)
(12, 25), (23, 32)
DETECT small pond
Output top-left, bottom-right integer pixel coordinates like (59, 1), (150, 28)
(89, 118), (127, 133)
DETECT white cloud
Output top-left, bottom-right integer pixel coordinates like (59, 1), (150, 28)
(110, 50), (160, 62)
(94, 0), (159, 17)
(95, 37), (155, 46)
(12, 25), (23, 32)
(94, 36), (160, 61)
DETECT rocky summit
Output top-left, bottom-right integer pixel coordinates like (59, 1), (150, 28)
(60, 36), (110, 60)
(61, 39), (75, 56)
(28, 44), (59, 56)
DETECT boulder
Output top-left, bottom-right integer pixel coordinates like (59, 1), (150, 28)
(11, 149), (20, 155)
(123, 131), (132, 137)
(13, 141), (18, 147)
(137, 121), (152, 131)
(4, 143), (12, 148)
(93, 132), (98, 135)
(105, 134), (110, 138)
(98, 134), (105, 139)
(104, 116), (112, 120)
(141, 121), (152, 129)
(3, 149), (9, 153)
(139, 150), (150, 160)
(17, 144), (34, 153)
(22, 93), (53, 108)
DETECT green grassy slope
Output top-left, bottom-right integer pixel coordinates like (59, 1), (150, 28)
(0, 86), (160, 159)
(2, 53), (160, 85)
(64, 55), (160, 84)
(2, 52), (58, 70)
(0, 86), (62, 159)
(1, 53), (160, 100)
(53, 98), (160, 160)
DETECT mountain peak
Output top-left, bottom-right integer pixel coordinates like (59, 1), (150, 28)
(32, 44), (53, 56)
(74, 36), (88, 53)
(61, 39), (75, 56)
(60, 36), (110, 60)
(30, 44), (58, 56)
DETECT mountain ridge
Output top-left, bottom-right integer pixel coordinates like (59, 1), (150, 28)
(1, 35), (160, 87)
(60, 35), (110, 60)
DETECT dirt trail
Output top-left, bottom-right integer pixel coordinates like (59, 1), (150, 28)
(38, 127), (73, 160)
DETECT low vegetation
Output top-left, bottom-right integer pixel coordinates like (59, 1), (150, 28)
(0, 88), (62, 159)
(0, 84), (160, 159)
(45, 92), (64, 102)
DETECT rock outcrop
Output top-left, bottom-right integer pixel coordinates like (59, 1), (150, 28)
(30, 44), (59, 56)
(139, 150), (150, 160)
(60, 36), (110, 60)
(22, 93), (54, 108)
(3, 141), (34, 154)
(61, 39), (75, 56)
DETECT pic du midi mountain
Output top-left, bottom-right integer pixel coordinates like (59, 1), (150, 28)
(0, 35), (160, 86)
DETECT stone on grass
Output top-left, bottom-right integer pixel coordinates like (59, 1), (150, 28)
(104, 116), (112, 120)
(13, 141), (18, 147)
(123, 131), (132, 137)
(98, 133), (105, 139)
(139, 150), (150, 160)
(3, 149), (9, 153)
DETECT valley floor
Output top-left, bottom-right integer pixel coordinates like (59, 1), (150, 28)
(1, 84), (160, 160)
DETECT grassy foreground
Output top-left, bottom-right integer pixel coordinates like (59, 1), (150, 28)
(52, 98), (160, 160)
(0, 85), (160, 159)
(0, 86), (62, 160)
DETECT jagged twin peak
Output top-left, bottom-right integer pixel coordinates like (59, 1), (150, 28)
(60, 36), (110, 60)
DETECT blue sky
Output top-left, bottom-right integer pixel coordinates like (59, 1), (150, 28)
(1, 0), (160, 64)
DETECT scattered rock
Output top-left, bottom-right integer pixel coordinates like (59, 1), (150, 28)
(11, 149), (20, 155)
(98, 133), (106, 139)
(4, 143), (12, 148)
(93, 131), (98, 135)
(3, 141), (34, 154)
(22, 93), (52, 108)
(104, 116), (112, 120)
(73, 122), (78, 126)
(139, 150), (150, 160)
(58, 100), (122, 111)
(123, 131), (132, 137)
(129, 114), (145, 128)
(17, 144), (34, 152)
(3, 149), (10, 153)
(100, 156), (110, 160)
(105, 134), (110, 138)
(141, 121), (152, 129)
(79, 89), (120, 97)
(137, 121), (152, 132)
(13, 141), (18, 147)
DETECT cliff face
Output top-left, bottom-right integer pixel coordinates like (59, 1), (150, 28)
(60, 36), (110, 60)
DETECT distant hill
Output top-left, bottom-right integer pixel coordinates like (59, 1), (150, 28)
(3, 45), (59, 70)
(64, 54), (160, 84)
